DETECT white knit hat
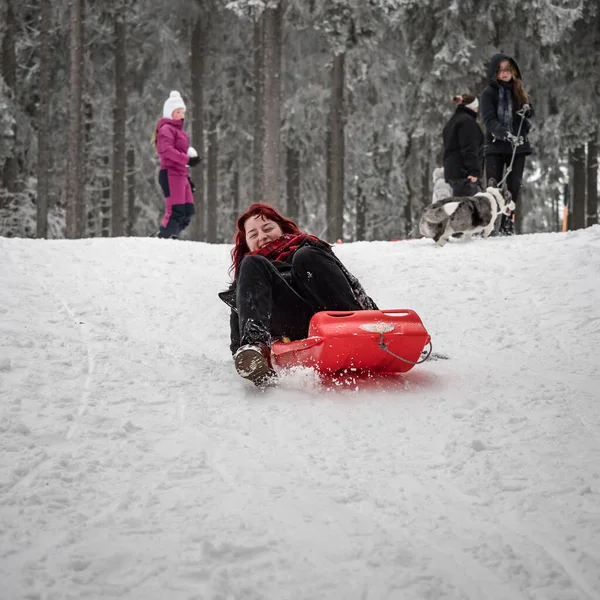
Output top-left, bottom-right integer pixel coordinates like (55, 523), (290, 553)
(162, 90), (186, 119)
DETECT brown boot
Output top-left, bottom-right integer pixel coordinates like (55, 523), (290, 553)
(233, 342), (275, 386)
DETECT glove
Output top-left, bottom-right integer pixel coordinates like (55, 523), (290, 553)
(506, 132), (524, 146)
(188, 177), (196, 193)
(187, 146), (201, 167)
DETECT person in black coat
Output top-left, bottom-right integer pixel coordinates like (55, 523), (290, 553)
(481, 52), (534, 235)
(442, 93), (484, 197)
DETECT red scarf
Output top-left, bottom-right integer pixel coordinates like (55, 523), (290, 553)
(249, 233), (324, 264)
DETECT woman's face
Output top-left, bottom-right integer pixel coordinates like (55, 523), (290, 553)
(244, 214), (283, 252)
(171, 107), (185, 120)
(497, 60), (513, 82)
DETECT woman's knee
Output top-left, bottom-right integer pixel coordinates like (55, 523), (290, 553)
(292, 246), (329, 270)
(238, 254), (271, 277)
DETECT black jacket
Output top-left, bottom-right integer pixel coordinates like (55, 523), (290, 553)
(442, 105), (484, 180)
(480, 52), (534, 156)
(218, 237), (378, 354)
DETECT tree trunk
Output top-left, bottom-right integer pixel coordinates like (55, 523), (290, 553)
(3, 149), (18, 193)
(356, 180), (366, 241)
(286, 145), (300, 223)
(110, 5), (126, 237)
(253, 18), (264, 205)
(231, 163), (240, 219)
(126, 146), (135, 235)
(587, 131), (598, 227)
(36, 0), (52, 238)
(402, 134), (414, 238)
(325, 128), (332, 237)
(66, 0), (84, 238)
(256, 4), (282, 207)
(563, 181), (570, 232)
(421, 149), (430, 213)
(84, 102), (99, 237)
(101, 155), (111, 237)
(329, 52), (345, 241)
(190, 9), (206, 241)
(206, 111), (218, 243)
(78, 0), (87, 235)
(2, 0), (17, 89)
(2, 0), (18, 192)
(403, 194), (412, 238)
(570, 145), (586, 230)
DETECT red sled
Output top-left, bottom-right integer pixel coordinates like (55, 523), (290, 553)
(271, 309), (432, 375)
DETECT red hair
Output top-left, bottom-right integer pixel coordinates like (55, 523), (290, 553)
(230, 203), (302, 277)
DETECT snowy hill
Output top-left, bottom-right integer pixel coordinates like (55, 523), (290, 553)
(1, 229), (600, 600)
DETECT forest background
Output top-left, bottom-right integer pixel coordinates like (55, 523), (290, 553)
(0, 0), (598, 243)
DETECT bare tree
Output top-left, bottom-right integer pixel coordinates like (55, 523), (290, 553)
(587, 131), (598, 226)
(66, 0), (84, 238)
(84, 102), (99, 236)
(36, 0), (52, 237)
(254, 3), (282, 207)
(2, 0), (18, 192)
(570, 145), (586, 230)
(328, 52), (345, 240)
(206, 110), (219, 243)
(190, 6), (206, 241)
(101, 155), (110, 237)
(286, 145), (300, 222)
(252, 18), (264, 205)
(1, 0), (16, 87)
(230, 159), (240, 219)
(126, 146), (135, 235)
(356, 180), (366, 241)
(111, 3), (127, 237)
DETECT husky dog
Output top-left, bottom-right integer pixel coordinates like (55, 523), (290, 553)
(419, 178), (515, 246)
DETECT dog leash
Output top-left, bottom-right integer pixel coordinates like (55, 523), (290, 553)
(497, 105), (528, 187)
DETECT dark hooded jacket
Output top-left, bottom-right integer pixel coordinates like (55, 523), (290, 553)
(480, 53), (534, 156)
(442, 105), (484, 180)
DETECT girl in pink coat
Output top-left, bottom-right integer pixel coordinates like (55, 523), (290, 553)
(154, 91), (200, 238)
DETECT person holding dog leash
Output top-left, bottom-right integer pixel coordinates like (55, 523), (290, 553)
(442, 93), (484, 197)
(481, 52), (534, 235)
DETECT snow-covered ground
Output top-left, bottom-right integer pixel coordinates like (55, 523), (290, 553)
(1, 228), (599, 600)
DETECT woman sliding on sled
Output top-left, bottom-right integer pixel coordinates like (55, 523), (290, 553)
(219, 203), (377, 386)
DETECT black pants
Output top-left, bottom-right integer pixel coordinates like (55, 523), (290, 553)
(236, 246), (362, 348)
(485, 154), (526, 204)
(447, 178), (481, 197)
(485, 154), (526, 233)
(158, 204), (195, 238)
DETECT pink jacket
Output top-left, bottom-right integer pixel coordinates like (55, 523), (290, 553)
(156, 118), (190, 176)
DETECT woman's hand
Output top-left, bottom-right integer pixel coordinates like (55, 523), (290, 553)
(467, 175), (478, 183)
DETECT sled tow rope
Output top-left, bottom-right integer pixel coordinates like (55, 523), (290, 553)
(378, 333), (433, 365)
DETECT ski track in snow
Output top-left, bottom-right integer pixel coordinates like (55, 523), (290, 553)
(1, 229), (600, 600)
